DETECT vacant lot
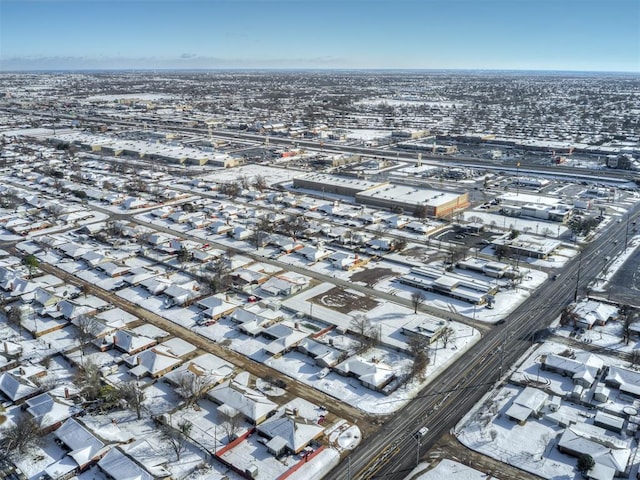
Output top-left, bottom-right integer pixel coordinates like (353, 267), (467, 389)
(350, 267), (397, 288)
(309, 286), (379, 314)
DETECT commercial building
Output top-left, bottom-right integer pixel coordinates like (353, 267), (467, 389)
(356, 184), (469, 218)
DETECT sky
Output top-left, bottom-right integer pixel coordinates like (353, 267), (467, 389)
(0, 0), (638, 72)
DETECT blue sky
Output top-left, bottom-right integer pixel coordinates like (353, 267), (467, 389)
(1, 0), (638, 72)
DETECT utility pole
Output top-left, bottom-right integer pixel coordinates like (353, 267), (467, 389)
(625, 213), (631, 249)
(574, 250), (583, 302)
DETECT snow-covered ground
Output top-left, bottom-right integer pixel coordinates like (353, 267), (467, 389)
(405, 459), (500, 480)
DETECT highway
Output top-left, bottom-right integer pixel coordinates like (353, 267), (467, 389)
(330, 210), (638, 480)
(2, 106), (637, 184)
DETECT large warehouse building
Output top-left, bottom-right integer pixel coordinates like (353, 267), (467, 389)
(293, 173), (469, 218)
(356, 184), (469, 218)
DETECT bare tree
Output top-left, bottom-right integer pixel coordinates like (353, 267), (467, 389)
(175, 371), (215, 408)
(0, 416), (43, 457)
(76, 314), (101, 353)
(33, 374), (58, 392)
(159, 418), (193, 461)
(350, 314), (379, 353)
(631, 350), (640, 367)
(411, 350), (430, 382)
(620, 305), (637, 346)
(75, 357), (102, 402)
(207, 256), (231, 293)
(118, 381), (146, 420)
(410, 290), (426, 314)
(280, 215), (308, 241)
(559, 306), (579, 327)
(253, 174), (267, 192)
(439, 327), (455, 348)
(407, 334), (430, 357)
(6, 305), (23, 333)
(219, 408), (242, 442)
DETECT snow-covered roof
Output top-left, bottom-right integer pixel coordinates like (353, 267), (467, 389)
(558, 423), (631, 473)
(335, 356), (395, 388)
(257, 414), (325, 454)
(25, 392), (78, 428)
(55, 418), (105, 467)
(506, 387), (548, 422)
(0, 370), (39, 401)
(125, 346), (182, 377)
(208, 379), (277, 423)
(98, 447), (154, 480)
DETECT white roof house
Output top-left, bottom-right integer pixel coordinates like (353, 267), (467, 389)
(572, 300), (618, 329)
(505, 386), (548, 424)
(543, 352), (604, 388)
(165, 353), (235, 396)
(257, 414), (325, 455)
(55, 418), (106, 470)
(0, 370), (39, 403)
(208, 379), (277, 424)
(98, 447), (154, 480)
(605, 366), (640, 397)
(112, 329), (157, 355)
(124, 346), (183, 378)
(25, 392), (80, 430)
(335, 356), (396, 392)
(558, 423), (631, 477)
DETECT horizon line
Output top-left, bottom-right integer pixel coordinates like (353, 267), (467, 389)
(1, 67), (639, 76)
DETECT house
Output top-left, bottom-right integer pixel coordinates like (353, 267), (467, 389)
(594, 411), (625, 434)
(257, 414), (325, 455)
(54, 299), (98, 320)
(571, 300), (618, 329)
(112, 329), (157, 355)
(51, 418), (107, 474)
(140, 277), (172, 295)
(25, 392), (80, 433)
(124, 346), (183, 378)
(150, 206), (174, 218)
(261, 322), (309, 356)
(505, 386), (548, 424)
(605, 366), (640, 398)
(97, 262), (130, 278)
(121, 196), (148, 210)
(98, 447), (154, 480)
(542, 352), (604, 388)
(208, 378), (277, 425)
(367, 237), (394, 251)
(557, 423), (632, 478)
(298, 244), (333, 262)
(267, 234), (303, 254)
(259, 274), (308, 297)
(164, 353), (235, 397)
(0, 368), (41, 404)
(232, 226), (252, 241)
(163, 282), (200, 307)
(297, 338), (344, 367)
(209, 221), (233, 235)
(230, 268), (268, 289)
(231, 304), (282, 336)
(335, 356), (396, 393)
(197, 294), (239, 322)
(329, 252), (363, 270)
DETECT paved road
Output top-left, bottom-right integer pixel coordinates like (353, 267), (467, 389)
(330, 206), (639, 480)
(2, 106), (636, 184)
